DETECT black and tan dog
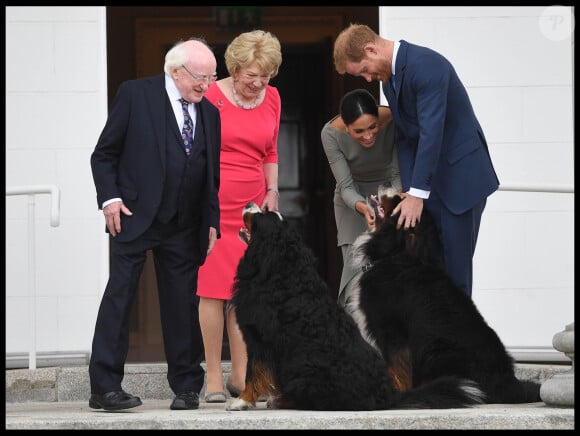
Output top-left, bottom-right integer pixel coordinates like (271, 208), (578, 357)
(348, 185), (541, 404)
(226, 201), (484, 411)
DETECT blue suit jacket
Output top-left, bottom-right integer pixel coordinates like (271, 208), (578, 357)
(91, 74), (221, 264)
(382, 40), (499, 215)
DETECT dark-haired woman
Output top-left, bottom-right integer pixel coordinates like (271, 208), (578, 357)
(321, 89), (401, 309)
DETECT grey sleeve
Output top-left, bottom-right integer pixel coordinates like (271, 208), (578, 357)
(321, 123), (366, 211)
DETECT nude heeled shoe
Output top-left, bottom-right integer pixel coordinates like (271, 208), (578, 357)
(204, 391), (227, 403)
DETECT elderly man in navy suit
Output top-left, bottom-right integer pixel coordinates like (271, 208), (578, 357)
(333, 24), (499, 298)
(89, 38), (221, 411)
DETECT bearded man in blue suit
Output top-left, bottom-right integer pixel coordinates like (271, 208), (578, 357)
(333, 24), (499, 298)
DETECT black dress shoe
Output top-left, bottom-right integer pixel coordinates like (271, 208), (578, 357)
(89, 390), (142, 411)
(170, 391), (199, 410)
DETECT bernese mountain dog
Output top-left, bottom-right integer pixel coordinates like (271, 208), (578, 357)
(347, 185), (541, 404)
(226, 201), (483, 411)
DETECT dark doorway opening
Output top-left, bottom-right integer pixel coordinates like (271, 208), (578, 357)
(104, 7), (379, 363)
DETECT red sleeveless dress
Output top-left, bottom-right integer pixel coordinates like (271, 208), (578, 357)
(197, 83), (281, 300)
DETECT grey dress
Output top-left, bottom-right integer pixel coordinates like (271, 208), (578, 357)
(321, 115), (400, 307)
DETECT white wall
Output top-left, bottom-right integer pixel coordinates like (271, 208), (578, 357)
(379, 6), (574, 360)
(5, 6), (109, 364)
(5, 6), (574, 365)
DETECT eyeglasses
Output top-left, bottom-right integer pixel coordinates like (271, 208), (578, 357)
(181, 65), (217, 84)
(240, 72), (271, 83)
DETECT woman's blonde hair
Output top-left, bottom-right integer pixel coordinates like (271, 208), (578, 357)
(225, 30), (282, 78)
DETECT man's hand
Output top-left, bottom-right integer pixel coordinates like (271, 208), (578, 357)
(103, 200), (133, 237)
(207, 227), (217, 255)
(391, 193), (423, 230)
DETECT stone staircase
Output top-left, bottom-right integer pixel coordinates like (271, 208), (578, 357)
(4, 362), (571, 403)
(6, 362), (232, 403)
(5, 362), (575, 430)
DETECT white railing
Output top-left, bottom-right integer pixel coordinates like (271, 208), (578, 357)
(498, 183), (574, 194)
(495, 182), (573, 363)
(6, 185), (61, 369)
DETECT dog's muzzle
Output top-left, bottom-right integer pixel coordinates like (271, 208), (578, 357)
(239, 227), (251, 245)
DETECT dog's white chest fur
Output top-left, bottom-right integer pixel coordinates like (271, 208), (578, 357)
(345, 232), (383, 357)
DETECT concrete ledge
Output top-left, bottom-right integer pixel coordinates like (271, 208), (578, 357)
(5, 367), (58, 403)
(514, 363), (570, 384)
(5, 362), (570, 404)
(6, 362), (232, 403)
(5, 363), (574, 430)
(5, 400), (574, 430)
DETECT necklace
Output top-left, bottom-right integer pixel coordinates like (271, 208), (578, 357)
(232, 83), (265, 110)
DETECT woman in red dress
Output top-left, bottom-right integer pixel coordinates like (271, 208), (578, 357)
(197, 30), (282, 403)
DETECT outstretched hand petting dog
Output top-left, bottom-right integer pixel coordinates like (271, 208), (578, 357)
(391, 192), (422, 230)
(364, 195), (382, 232)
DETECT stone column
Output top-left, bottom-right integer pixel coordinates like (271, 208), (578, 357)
(540, 322), (574, 407)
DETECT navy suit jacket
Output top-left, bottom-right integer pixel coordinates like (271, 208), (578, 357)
(91, 74), (221, 264)
(382, 40), (499, 215)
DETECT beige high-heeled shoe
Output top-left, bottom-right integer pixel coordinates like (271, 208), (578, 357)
(204, 391), (227, 403)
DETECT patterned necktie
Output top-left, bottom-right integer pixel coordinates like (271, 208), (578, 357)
(179, 98), (193, 156)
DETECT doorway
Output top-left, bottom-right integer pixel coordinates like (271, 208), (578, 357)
(123, 15), (344, 362)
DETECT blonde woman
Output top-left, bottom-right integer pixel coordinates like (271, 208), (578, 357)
(197, 30), (282, 403)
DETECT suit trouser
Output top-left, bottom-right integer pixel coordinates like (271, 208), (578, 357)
(424, 195), (487, 298)
(89, 219), (205, 395)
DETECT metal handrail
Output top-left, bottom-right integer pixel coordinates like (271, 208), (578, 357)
(6, 184), (61, 369)
(498, 183), (573, 194)
(6, 185), (61, 226)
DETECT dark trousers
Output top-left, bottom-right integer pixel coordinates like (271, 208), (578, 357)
(89, 218), (205, 395)
(425, 195), (487, 298)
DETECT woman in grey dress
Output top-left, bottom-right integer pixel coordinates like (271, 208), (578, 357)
(321, 89), (401, 308)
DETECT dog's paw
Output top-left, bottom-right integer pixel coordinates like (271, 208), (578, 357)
(225, 397), (255, 411)
(265, 396), (276, 409)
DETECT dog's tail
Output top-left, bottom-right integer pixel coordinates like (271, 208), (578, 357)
(391, 376), (485, 409)
(513, 380), (542, 403)
(495, 379), (541, 404)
